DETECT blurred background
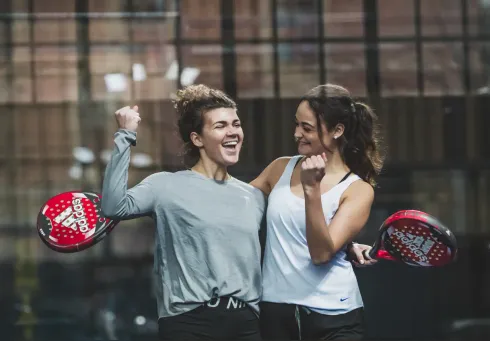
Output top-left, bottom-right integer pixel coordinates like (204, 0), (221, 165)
(0, 0), (489, 340)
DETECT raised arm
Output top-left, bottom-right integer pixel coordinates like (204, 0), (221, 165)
(250, 157), (290, 196)
(101, 106), (155, 220)
(301, 154), (374, 265)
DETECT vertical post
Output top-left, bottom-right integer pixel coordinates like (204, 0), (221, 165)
(363, 0), (380, 101)
(175, 0), (182, 89)
(221, 0), (237, 98)
(317, 0), (326, 85)
(271, 0), (280, 98)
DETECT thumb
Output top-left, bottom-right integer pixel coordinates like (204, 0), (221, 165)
(354, 248), (365, 265)
(133, 105), (139, 112)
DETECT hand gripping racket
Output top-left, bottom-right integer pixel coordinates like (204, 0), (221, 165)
(37, 191), (119, 253)
(364, 210), (458, 267)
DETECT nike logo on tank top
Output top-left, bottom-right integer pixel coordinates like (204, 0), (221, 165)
(261, 155), (364, 315)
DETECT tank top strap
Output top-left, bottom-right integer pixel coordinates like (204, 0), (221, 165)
(276, 155), (303, 187)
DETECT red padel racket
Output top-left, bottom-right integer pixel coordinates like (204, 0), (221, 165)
(364, 210), (458, 267)
(37, 191), (119, 253)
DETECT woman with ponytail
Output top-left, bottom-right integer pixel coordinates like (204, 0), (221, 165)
(252, 84), (386, 340)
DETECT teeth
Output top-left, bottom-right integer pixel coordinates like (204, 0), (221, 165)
(223, 141), (238, 146)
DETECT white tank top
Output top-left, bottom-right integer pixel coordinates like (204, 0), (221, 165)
(261, 155), (364, 315)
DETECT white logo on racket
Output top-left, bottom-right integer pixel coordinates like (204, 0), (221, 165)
(53, 198), (90, 233)
(390, 229), (434, 263)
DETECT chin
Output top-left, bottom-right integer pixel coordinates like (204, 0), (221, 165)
(222, 155), (240, 166)
(297, 145), (311, 156)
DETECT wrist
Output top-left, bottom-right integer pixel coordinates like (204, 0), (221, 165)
(303, 184), (321, 197)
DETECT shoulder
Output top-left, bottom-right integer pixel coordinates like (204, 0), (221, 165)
(141, 170), (185, 185)
(230, 178), (267, 209)
(268, 156), (301, 181)
(268, 156), (297, 172)
(343, 178), (375, 203)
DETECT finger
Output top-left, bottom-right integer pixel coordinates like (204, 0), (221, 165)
(353, 248), (365, 265)
(322, 152), (328, 163)
(316, 155), (326, 169)
(306, 158), (314, 169)
(311, 156), (321, 169)
(116, 106), (129, 114)
(351, 260), (366, 268)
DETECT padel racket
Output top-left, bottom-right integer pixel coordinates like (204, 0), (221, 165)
(364, 210), (458, 267)
(37, 191), (118, 253)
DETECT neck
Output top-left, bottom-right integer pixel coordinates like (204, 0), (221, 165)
(323, 149), (350, 175)
(191, 158), (230, 181)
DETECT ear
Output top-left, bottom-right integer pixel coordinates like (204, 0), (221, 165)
(333, 124), (345, 139)
(190, 132), (204, 148)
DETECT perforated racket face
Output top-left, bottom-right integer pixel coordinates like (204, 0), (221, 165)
(37, 191), (117, 253)
(379, 210), (457, 267)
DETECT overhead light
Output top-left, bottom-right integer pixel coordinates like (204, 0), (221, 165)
(73, 147), (95, 164)
(104, 73), (127, 93)
(131, 153), (153, 168)
(181, 67), (200, 86)
(165, 61), (179, 80)
(68, 164), (83, 180)
(100, 149), (113, 164)
(165, 61), (200, 85)
(132, 63), (147, 82)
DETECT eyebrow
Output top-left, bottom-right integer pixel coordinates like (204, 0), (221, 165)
(213, 119), (240, 126)
(295, 118), (315, 128)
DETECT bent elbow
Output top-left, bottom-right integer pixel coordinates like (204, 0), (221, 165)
(310, 252), (333, 265)
(101, 201), (123, 220)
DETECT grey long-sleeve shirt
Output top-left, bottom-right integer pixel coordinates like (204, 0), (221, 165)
(101, 129), (266, 318)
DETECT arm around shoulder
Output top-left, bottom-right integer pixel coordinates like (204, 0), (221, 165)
(250, 157), (291, 196)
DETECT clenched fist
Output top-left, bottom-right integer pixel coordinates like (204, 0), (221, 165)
(115, 105), (141, 132)
(300, 153), (328, 190)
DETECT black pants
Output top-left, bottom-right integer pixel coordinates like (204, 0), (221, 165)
(158, 297), (261, 340)
(260, 302), (364, 340)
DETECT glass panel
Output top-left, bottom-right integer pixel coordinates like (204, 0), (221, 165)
(279, 43), (319, 98)
(421, 0), (462, 36)
(34, 46), (78, 103)
(377, 0), (415, 37)
(423, 43), (463, 96)
(236, 44), (274, 98)
(277, 0), (319, 39)
(181, 45), (223, 90)
(324, 0), (364, 37)
(180, 0), (221, 40)
(324, 43), (366, 97)
(379, 43), (417, 96)
(234, 0), (272, 40)
(468, 0), (483, 36)
(468, 42), (488, 94)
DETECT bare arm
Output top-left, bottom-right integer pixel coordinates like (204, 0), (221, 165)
(304, 182), (374, 264)
(301, 154), (374, 265)
(250, 157), (290, 196)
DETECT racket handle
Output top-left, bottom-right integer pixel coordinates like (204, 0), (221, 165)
(362, 248), (375, 260)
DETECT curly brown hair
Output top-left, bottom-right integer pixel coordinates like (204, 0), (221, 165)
(173, 84), (237, 159)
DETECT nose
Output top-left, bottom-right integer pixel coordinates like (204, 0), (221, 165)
(294, 127), (302, 141)
(226, 127), (238, 137)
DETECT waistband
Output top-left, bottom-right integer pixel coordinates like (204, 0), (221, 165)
(204, 296), (248, 310)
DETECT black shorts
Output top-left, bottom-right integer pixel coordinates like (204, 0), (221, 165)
(158, 296), (261, 341)
(260, 301), (365, 340)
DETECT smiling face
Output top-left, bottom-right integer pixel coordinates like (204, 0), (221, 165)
(294, 100), (343, 156)
(190, 107), (244, 167)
